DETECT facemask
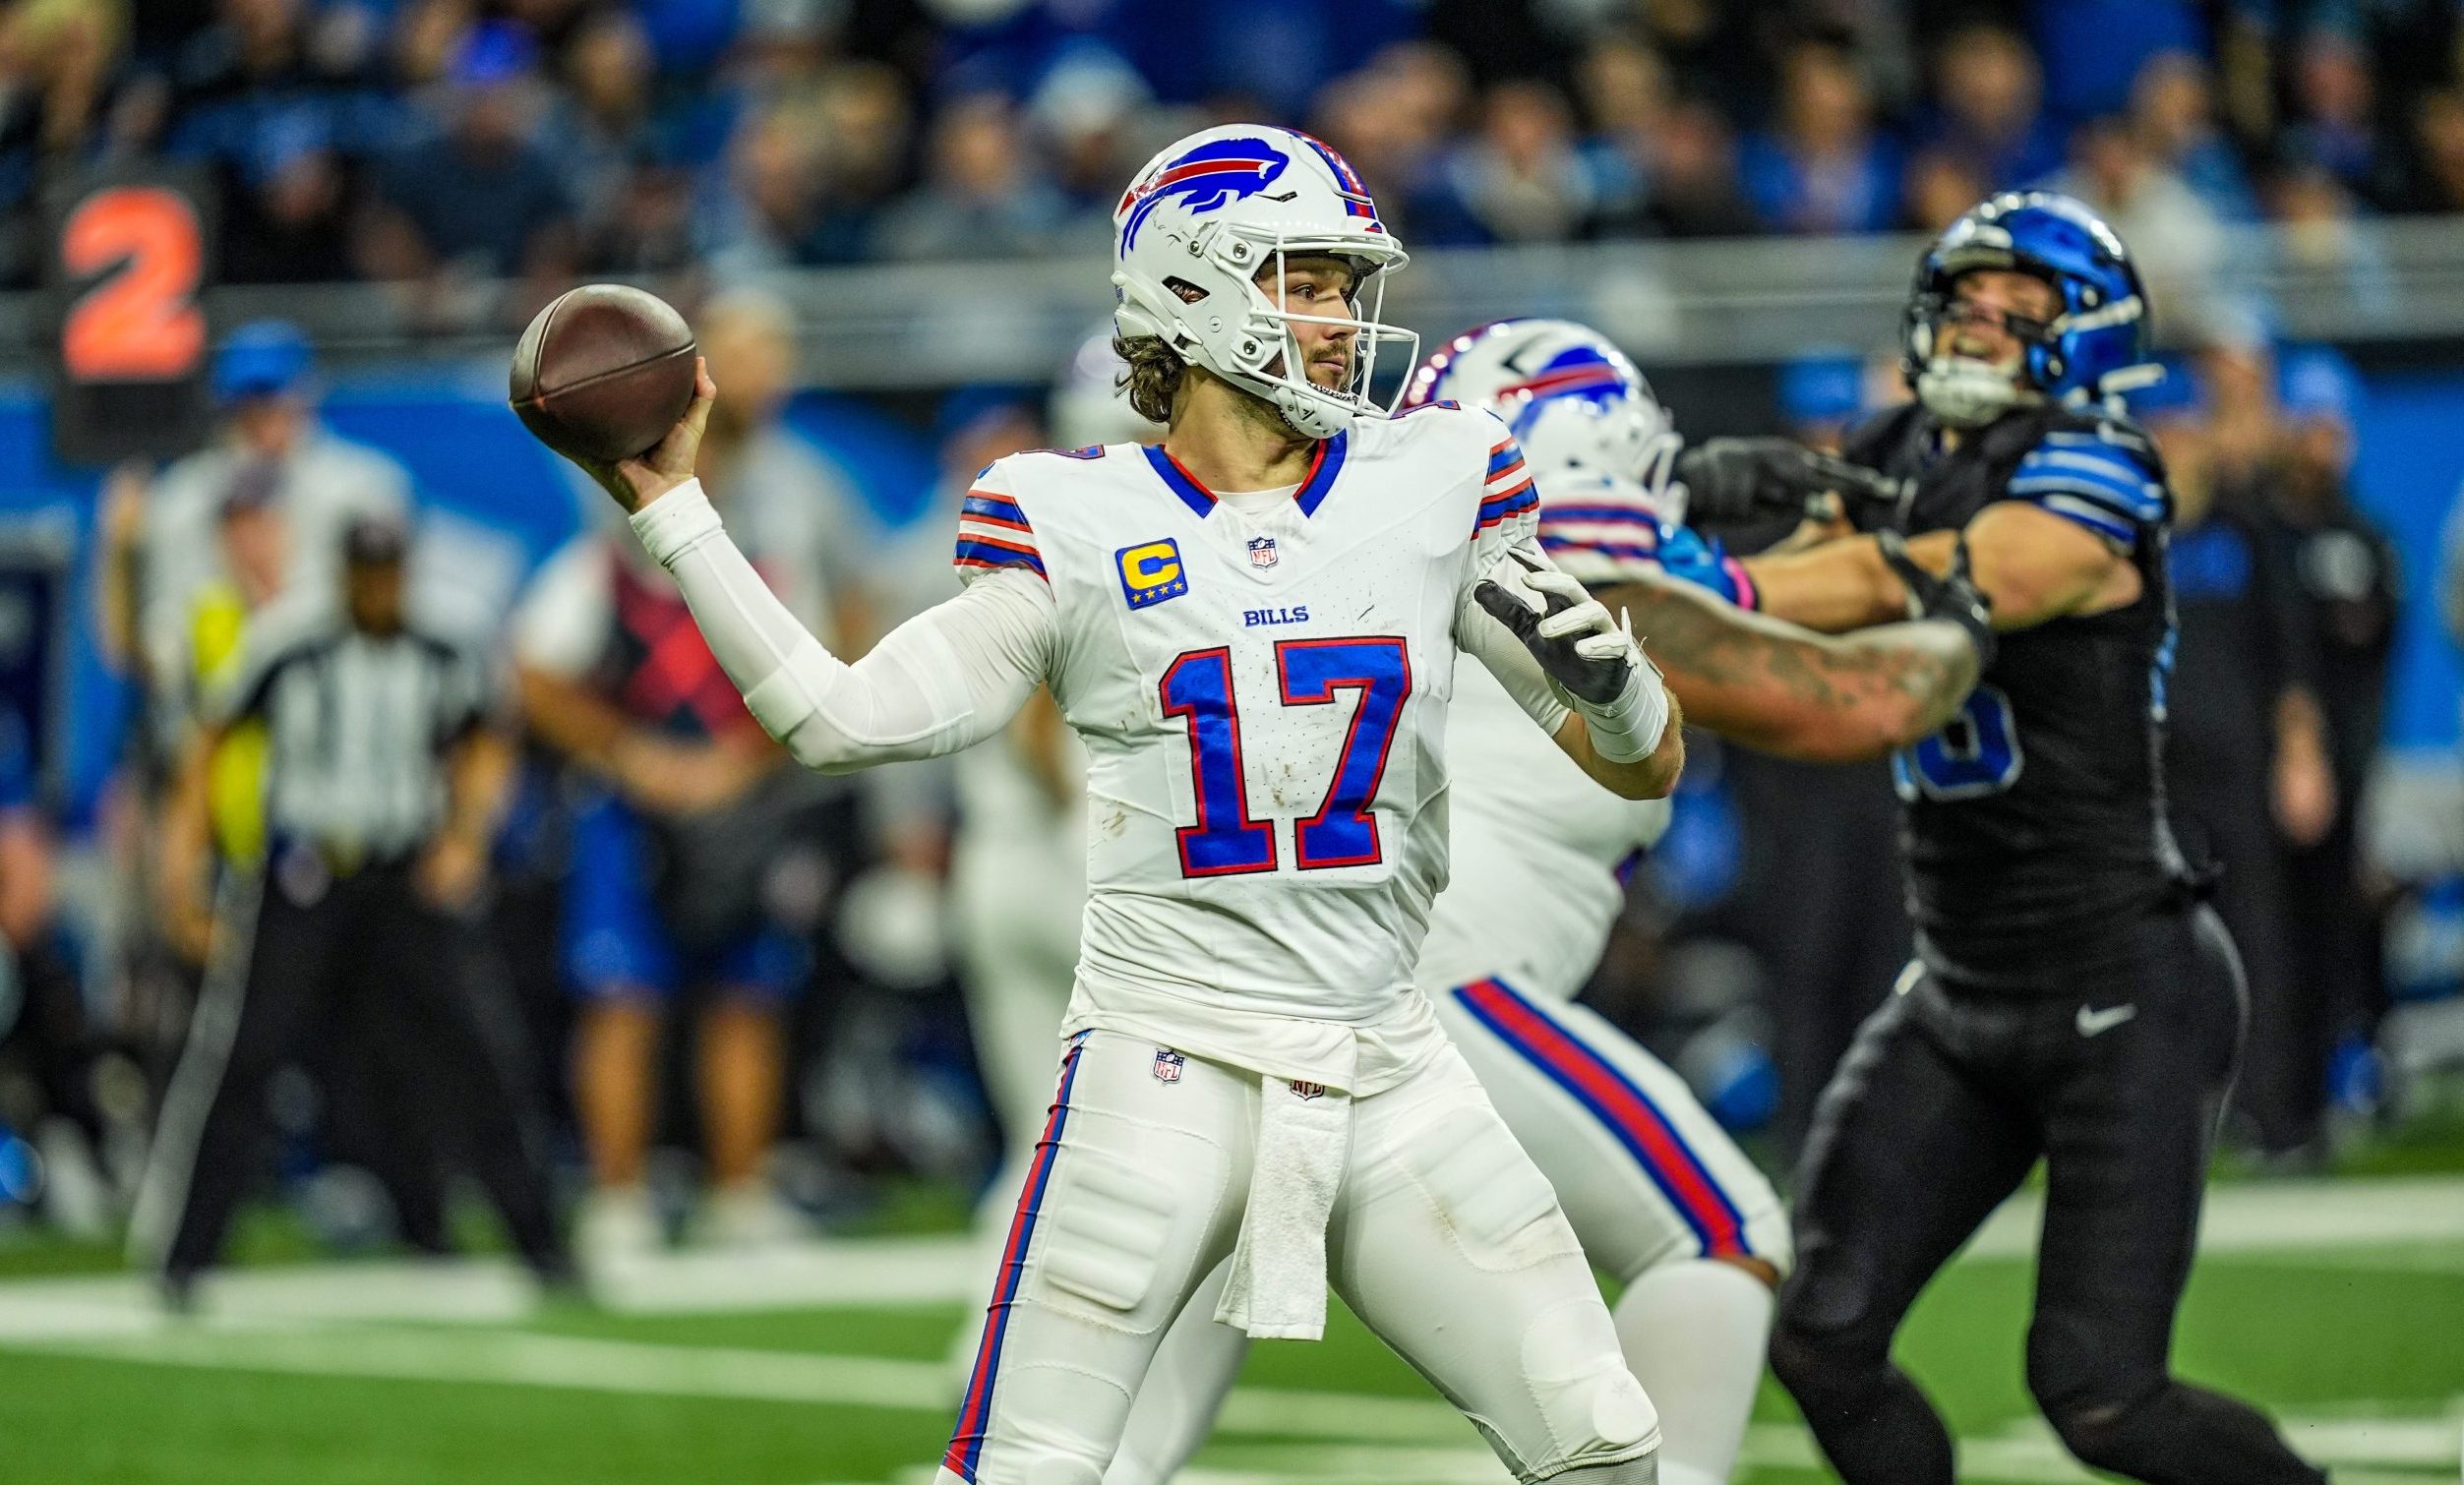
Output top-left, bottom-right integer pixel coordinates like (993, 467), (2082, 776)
(1916, 355), (2030, 428)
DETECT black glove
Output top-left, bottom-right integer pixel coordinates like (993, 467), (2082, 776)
(1877, 529), (1996, 670)
(1675, 437), (1908, 526)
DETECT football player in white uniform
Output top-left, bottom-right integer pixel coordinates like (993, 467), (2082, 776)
(565, 129), (1683, 1485)
(1107, 320), (1994, 1485)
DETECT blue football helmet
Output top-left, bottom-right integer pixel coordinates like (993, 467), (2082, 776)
(1902, 191), (2155, 426)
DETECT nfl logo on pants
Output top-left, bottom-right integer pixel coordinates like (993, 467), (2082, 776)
(1247, 536), (1278, 570)
(1153, 1048), (1185, 1083)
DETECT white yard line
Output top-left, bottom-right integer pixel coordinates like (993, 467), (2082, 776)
(0, 1236), (981, 1342)
(27, 1324), (951, 1410)
(11, 1320), (1468, 1445)
(4, 1175), (2459, 1345)
(1963, 1173), (2464, 1260)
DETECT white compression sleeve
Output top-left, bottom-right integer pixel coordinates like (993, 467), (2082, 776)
(630, 481), (1053, 771)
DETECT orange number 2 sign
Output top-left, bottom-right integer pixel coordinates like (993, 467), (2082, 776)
(60, 185), (206, 383)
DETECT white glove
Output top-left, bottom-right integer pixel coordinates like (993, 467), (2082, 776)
(1474, 544), (1669, 762)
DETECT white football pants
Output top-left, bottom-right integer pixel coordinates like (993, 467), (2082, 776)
(935, 1029), (1660, 1485)
(1107, 976), (1789, 1483)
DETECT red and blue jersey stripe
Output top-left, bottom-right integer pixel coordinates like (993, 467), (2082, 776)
(1475, 437), (1539, 533)
(1537, 535), (1663, 564)
(1536, 494), (1667, 567)
(954, 488), (1047, 580)
(943, 1037), (1087, 1481)
(1453, 977), (1754, 1261)
(1538, 504), (1662, 528)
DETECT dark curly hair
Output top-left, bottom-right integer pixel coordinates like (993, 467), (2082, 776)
(1112, 333), (1186, 426)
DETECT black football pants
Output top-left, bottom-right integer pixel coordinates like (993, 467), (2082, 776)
(1770, 904), (2327, 1485)
(147, 857), (565, 1283)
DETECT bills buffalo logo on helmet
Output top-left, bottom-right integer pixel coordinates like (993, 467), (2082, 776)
(1118, 136), (1292, 249)
(1494, 343), (1634, 404)
(1290, 130), (1381, 225)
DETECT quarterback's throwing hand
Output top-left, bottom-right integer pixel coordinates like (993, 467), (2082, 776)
(1475, 546), (1650, 706)
(576, 359), (719, 515)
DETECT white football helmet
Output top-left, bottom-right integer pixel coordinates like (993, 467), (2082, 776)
(1403, 319), (1686, 524)
(1112, 124), (1413, 440)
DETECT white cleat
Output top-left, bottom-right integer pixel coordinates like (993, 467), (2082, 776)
(696, 1185), (810, 1250)
(573, 1185), (664, 1262)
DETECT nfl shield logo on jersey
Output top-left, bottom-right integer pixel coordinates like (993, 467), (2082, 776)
(1153, 1048), (1185, 1083)
(1247, 536), (1279, 570)
(1289, 1079), (1325, 1100)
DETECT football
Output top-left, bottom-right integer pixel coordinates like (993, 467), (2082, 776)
(508, 283), (698, 463)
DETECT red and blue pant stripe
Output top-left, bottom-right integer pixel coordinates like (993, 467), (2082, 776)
(1453, 977), (1753, 1261)
(942, 1036), (1087, 1481)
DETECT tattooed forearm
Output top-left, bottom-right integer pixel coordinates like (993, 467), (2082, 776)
(1605, 572), (1981, 762)
(1634, 582), (1853, 709)
(1836, 623), (1983, 733)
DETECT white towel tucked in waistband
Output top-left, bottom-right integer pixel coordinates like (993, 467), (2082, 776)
(1214, 1075), (1352, 1341)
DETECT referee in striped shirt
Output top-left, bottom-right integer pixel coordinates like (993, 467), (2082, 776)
(136, 514), (570, 1302)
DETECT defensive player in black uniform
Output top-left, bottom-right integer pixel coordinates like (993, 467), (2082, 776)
(1739, 194), (2327, 1485)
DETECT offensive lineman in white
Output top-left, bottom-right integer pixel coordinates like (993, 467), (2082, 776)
(1108, 321), (1994, 1485)
(567, 127), (1682, 1484)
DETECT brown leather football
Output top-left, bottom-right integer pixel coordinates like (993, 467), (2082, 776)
(509, 284), (698, 463)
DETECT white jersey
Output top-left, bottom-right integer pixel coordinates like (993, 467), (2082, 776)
(1415, 471), (1675, 999)
(956, 404), (1557, 1094)
(1414, 660), (1669, 999)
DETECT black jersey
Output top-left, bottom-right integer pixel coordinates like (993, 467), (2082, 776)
(1843, 400), (2194, 991)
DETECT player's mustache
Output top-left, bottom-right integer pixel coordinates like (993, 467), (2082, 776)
(1265, 346), (1356, 382)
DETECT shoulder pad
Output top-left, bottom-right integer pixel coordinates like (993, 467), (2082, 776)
(2008, 414), (2167, 537)
(1473, 417), (1537, 536)
(953, 458), (1046, 583)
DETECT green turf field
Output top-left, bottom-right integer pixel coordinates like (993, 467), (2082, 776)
(2, 1177), (2459, 1485)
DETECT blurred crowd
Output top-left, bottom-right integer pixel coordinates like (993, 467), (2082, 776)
(7, 0), (2464, 317)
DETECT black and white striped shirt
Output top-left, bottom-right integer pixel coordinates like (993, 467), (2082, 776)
(214, 605), (493, 861)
